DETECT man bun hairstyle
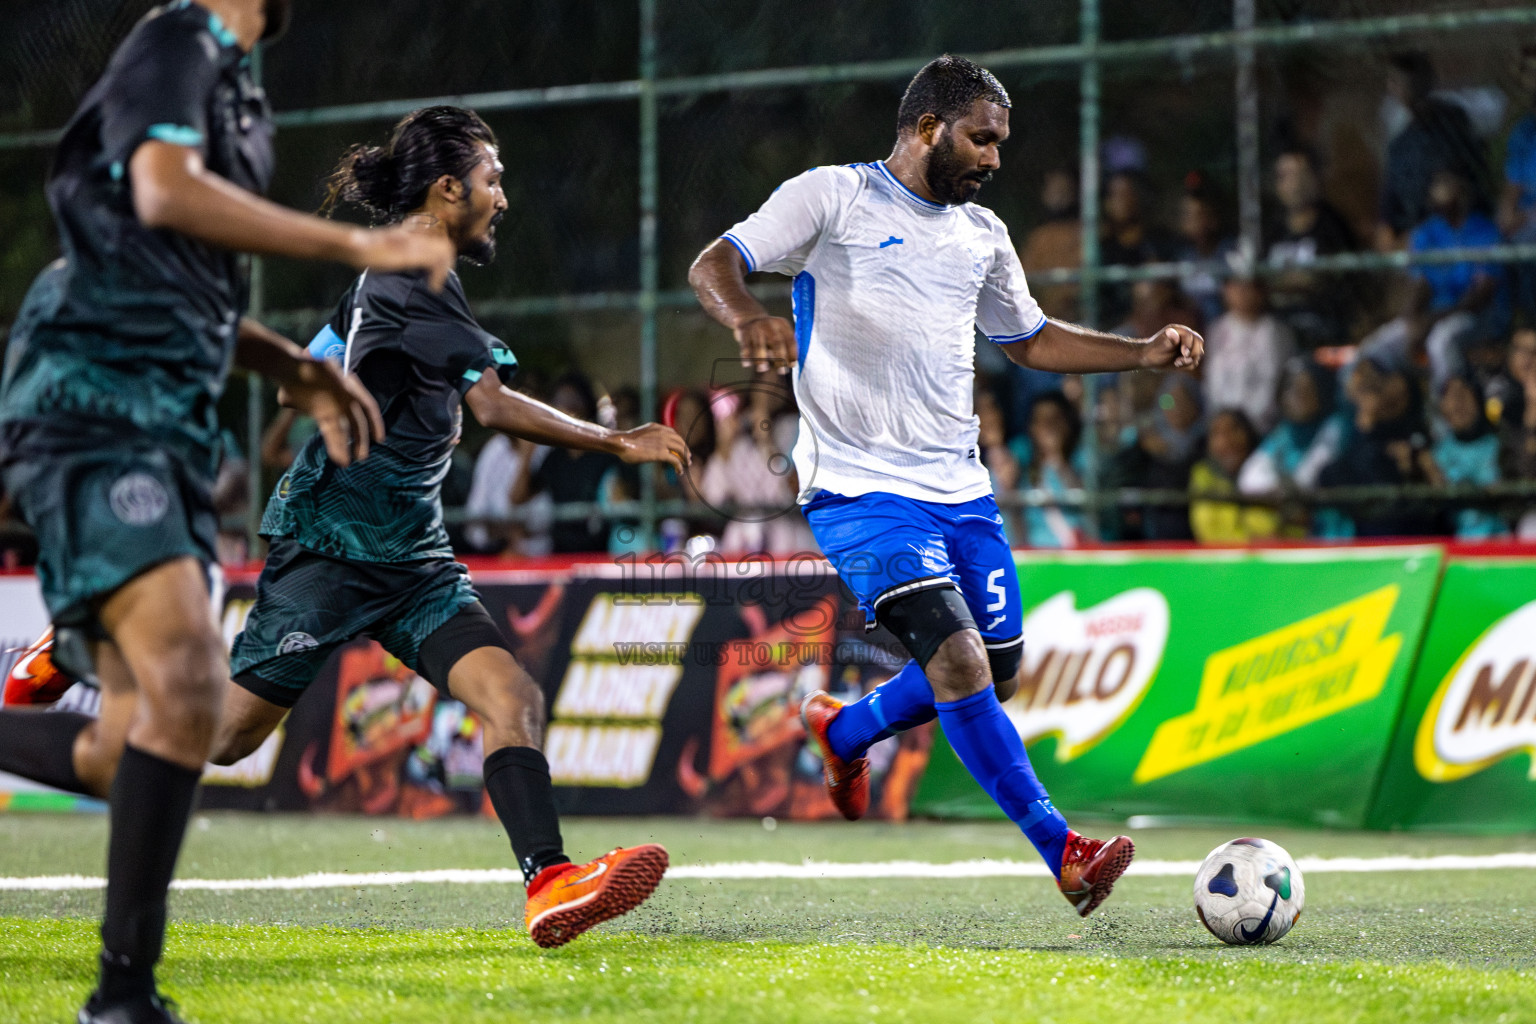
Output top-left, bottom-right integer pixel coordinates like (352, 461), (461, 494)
(323, 105), (497, 223)
(896, 54), (1010, 135)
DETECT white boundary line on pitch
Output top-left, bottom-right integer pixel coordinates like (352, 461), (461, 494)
(2, 853), (1536, 891)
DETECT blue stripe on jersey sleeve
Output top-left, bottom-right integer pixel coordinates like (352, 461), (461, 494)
(792, 271), (816, 369)
(987, 318), (1049, 345)
(721, 233), (757, 273)
(308, 324), (348, 363)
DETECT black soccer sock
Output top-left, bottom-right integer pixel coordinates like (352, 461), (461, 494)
(0, 709), (92, 795)
(97, 745), (201, 1002)
(483, 746), (570, 884)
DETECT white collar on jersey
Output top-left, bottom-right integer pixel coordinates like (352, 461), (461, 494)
(874, 161), (955, 213)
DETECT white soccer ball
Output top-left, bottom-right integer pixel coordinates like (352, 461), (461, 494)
(1192, 837), (1305, 945)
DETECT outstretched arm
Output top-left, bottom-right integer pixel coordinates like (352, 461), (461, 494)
(688, 239), (796, 373)
(998, 319), (1203, 374)
(235, 318), (385, 467)
(463, 373), (690, 473)
(129, 141), (455, 289)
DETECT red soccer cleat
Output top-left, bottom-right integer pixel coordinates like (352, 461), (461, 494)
(1057, 830), (1135, 918)
(2, 629), (70, 707)
(523, 844), (669, 949)
(799, 690), (870, 821)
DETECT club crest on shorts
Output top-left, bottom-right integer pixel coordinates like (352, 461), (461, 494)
(277, 632), (320, 656)
(109, 472), (170, 526)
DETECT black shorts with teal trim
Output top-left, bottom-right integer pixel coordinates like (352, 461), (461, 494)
(229, 536), (482, 708)
(0, 418), (218, 626)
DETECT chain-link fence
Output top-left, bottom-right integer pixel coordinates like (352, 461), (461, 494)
(6, 0), (1536, 555)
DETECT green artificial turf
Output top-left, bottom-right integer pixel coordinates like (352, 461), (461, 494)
(0, 814), (1533, 1022)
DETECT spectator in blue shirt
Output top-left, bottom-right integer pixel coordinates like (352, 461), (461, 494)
(1360, 168), (1507, 392)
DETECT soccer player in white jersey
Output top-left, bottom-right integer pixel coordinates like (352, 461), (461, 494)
(689, 55), (1202, 917)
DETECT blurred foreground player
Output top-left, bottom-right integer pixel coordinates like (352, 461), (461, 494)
(0, 106), (687, 952)
(0, 1), (457, 1020)
(689, 55), (1202, 918)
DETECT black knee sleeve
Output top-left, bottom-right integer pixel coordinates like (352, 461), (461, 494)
(986, 636), (1023, 684)
(875, 584), (977, 669)
(417, 603), (511, 693)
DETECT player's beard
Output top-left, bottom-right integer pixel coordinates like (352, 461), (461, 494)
(925, 131), (992, 205)
(262, 0), (293, 41)
(460, 210), (502, 266)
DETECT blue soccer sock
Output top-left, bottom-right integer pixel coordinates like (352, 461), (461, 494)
(935, 687), (1072, 878)
(825, 660), (937, 762)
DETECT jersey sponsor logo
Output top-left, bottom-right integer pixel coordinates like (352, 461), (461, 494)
(277, 631), (320, 656)
(1413, 598), (1536, 783)
(1005, 588), (1170, 762)
(1135, 585), (1401, 783)
(878, 236), (904, 248)
(109, 472), (170, 527)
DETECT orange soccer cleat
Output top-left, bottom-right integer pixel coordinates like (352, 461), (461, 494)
(524, 844), (669, 949)
(1, 629), (69, 707)
(1057, 830), (1136, 918)
(799, 690), (870, 821)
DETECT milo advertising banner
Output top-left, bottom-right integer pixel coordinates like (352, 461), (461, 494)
(1369, 557), (1536, 831)
(911, 547), (1443, 828)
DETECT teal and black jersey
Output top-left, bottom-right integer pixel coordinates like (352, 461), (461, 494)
(262, 269), (518, 563)
(0, 1), (274, 465)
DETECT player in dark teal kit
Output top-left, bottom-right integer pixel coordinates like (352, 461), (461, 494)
(0, 2), (455, 1021)
(217, 106), (689, 950)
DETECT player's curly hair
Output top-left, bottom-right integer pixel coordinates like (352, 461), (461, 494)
(323, 105), (497, 223)
(896, 55), (1010, 135)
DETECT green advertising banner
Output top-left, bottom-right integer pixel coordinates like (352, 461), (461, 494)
(911, 547), (1443, 828)
(1369, 557), (1536, 832)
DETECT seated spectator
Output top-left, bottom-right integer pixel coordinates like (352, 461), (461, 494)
(512, 373), (623, 554)
(1318, 361), (1437, 536)
(656, 387), (719, 548)
(1190, 409), (1276, 542)
(1238, 357), (1353, 535)
(1376, 51), (1491, 250)
(464, 433), (552, 556)
(1176, 172), (1237, 328)
(1020, 166), (1082, 321)
(1010, 391), (1088, 549)
(1117, 372), (1204, 540)
(1358, 168), (1507, 393)
(1422, 374), (1505, 539)
(1202, 276), (1296, 433)
(1099, 170), (1179, 326)
(1500, 45), (1536, 322)
(1265, 146), (1361, 347)
(1495, 328), (1536, 537)
(699, 388), (813, 554)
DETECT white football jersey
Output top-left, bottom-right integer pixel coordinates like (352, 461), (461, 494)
(723, 161), (1046, 504)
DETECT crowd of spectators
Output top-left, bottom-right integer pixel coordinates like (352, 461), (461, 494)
(974, 48), (1536, 549)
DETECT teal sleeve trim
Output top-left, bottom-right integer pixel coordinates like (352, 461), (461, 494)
(206, 11), (239, 47)
(462, 368), (484, 383)
(146, 123), (204, 147)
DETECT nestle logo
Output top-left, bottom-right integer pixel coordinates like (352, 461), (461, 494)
(1086, 614), (1143, 639)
